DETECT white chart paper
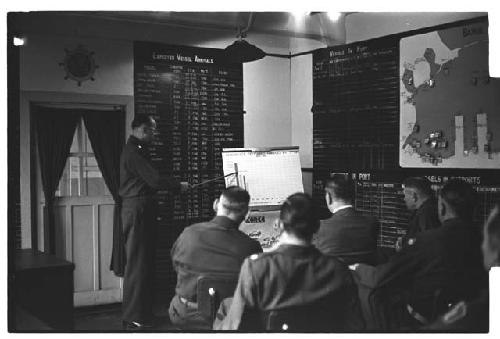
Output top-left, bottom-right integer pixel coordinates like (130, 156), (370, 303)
(222, 147), (304, 206)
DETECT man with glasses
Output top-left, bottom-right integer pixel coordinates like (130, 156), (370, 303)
(119, 115), (189, 330)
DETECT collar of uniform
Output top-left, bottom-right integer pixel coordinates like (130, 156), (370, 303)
(332, 205), (352, 214)
(274, 244), (317, 256)
(210, 216), (239, 230)
(332, 205), (353, 215)
(128, 135), (146, 148)
(416, 198), (434, 214)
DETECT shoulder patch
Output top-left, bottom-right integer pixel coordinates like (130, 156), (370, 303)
(443, 301), (467, 324)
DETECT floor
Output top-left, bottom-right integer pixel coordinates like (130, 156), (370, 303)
(74, 303), (179, 332)
(14, 303), (181, 332)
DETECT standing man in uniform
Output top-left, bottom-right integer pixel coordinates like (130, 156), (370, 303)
(350, 179), (487, 330)
(396, 177), (440, 252)
(120, 115), (189, 330)
(314, 174), (379, 265)
(169, 186), (262, 330)
(215, 193), (364, 331)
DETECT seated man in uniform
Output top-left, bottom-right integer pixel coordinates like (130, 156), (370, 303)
(169, 186), (262, 330)
(350, 179), (487, 330)
(314, 174), (379, 265)
(425, 204), (500, 332)
(215, 192), (364, 331)
(396, 177), (440, 252)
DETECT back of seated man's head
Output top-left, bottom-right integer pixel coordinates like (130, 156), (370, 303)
(438, 179), (477, 223)
(324, 174), (354, 207)
(482, 204), (500, 270)
(280, 193), (319, 242)
(215, 186), (250, 224)
(402, 177), (434, 210)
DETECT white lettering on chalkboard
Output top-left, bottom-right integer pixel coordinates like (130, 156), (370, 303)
(176, 54), (193, 62)
(152, 52), (175, 61)
(330, 50), (345, 57)
(195, 55), (214, 64)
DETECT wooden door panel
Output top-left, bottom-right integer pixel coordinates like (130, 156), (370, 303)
(72, 205), (94, 293)
(54, 205), (66, 260)
(98, 203), (120, 290)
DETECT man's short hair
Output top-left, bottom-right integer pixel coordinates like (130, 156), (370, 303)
(485, 204), (500, 262)
(324, 174), (354, 202)
(131, 115), (154, 129)
(219, 186), (250, 216)
(280, 192), (319, 240)
(403, 177), (434, 197)
(439, 179), (477, 221)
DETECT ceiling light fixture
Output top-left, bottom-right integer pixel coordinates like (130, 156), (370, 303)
(224, 13), (266, 63)
(291, 11), (309, 20)
(13, 36), (25, 46)
(327, 12), (341, 21)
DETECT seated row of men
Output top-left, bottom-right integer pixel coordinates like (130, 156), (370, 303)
(168, 176), (499, 331)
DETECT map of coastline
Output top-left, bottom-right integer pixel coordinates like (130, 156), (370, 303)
(400, 21), (500, 168)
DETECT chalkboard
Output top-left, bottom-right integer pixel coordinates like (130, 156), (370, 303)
(313, 37), (400, 171)
(134, 41), (244, 300)
(222, 147), (304, 207)
(312, 17), (500, 253)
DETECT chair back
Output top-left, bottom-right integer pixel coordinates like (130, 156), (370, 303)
(196, 275), (238, 324)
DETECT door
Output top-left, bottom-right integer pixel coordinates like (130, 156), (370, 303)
(36, 114), (122, 306)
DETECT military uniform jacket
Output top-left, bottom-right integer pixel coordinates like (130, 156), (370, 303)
(404, 198), (440, 241)
(119, 135), (180, 198)
(424, 289), (488, 332)
(171, 216), (262, 301)
(313, 207), (379, 265)
(217, 244), (364, 331)
(353, 217), (487, 318)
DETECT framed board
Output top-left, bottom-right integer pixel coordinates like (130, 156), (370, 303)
(399, 20), (500, 168)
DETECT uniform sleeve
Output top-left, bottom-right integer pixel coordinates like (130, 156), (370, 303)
(342, 273), (366, 331)
(128, 150), (181, 192)
(214, 258), (257, 330)
(353, 243), (419, 289)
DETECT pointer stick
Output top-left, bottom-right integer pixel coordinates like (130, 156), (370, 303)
(189, 172), (239, 188)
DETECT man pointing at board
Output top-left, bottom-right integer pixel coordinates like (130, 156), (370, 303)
(119, 115), (189, 330)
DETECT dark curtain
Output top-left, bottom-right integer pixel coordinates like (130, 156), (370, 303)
(33, 106), (80, 255)
(83, 109), (126, 277)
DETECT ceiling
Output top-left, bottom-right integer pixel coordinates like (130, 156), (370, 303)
(87, 11), (347, 40)
(9, 11), (348, 52)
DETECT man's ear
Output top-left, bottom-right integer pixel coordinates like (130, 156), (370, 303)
(278, 220), (285, 231)
(325, 192), (332, 205)
(412, 191), (419, 203)
(213, 198), (219, 213)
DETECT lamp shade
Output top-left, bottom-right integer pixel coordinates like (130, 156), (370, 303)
(224, 39), (266, 63)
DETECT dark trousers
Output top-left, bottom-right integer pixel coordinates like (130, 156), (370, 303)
(121, 196), (158, 323)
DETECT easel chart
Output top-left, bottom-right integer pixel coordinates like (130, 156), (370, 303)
(222, 147), (304, 206)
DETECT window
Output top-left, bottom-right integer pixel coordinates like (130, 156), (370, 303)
(55, 119), (111, 197)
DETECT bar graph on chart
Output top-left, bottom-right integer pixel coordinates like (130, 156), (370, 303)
(222, 147), (304, 206)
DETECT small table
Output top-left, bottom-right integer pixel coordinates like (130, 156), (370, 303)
(14, 249), (75, 331)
